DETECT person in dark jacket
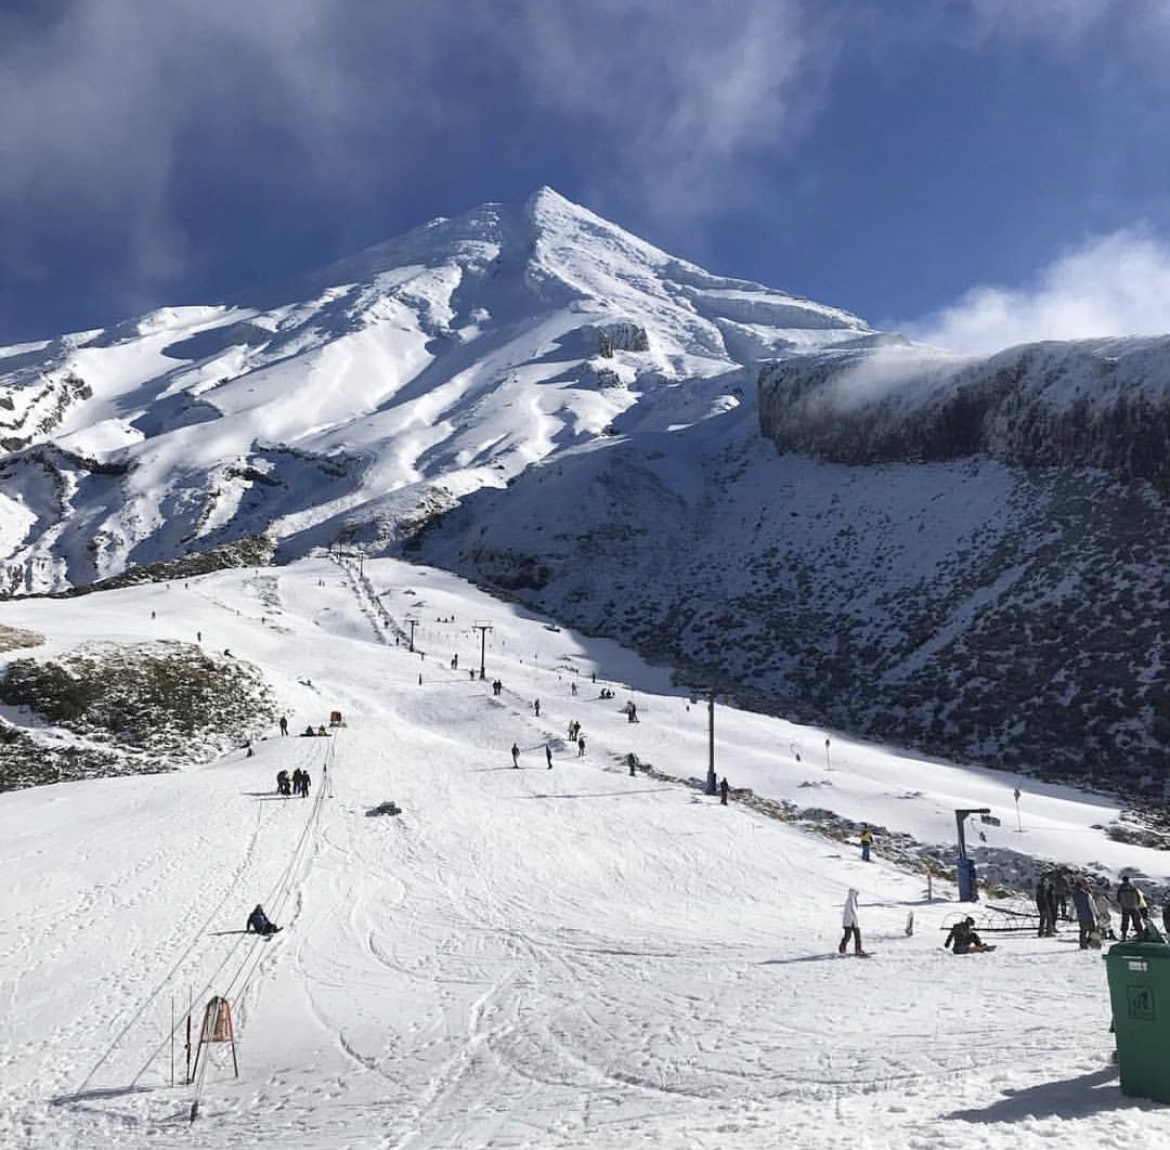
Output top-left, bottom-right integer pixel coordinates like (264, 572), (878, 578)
(1052, 871), (1071, 921)
(1035, 876), (1056, 937)
(511, 742), (520, 768)
(944, 917), (992, 954)
(277, 769), (291, 796)
(719, 777), (729, 806)
(246, 904), (280, 936)
(1118, 876), (1143, 940)
(292, 768), (304, 796)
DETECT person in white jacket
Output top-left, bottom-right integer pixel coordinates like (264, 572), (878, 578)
(839, 888), (864, 955)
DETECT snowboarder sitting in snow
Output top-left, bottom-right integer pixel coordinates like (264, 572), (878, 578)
(944, 916), (992, 954)
(276, 769), (291, 796)
(246, 904), (280, 936)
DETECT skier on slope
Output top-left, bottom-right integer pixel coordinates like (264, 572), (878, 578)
(512, 742), (520, 768)
(246, 904), (281, 936)
(839, 888), (864, 955)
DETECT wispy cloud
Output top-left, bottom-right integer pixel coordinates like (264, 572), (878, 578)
(904, 229), (1170, 355)
(513, 0), (829, 220)
(0, 0), (829, 313)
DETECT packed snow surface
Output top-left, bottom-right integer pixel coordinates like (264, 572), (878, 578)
(1, 557), (1167, 1149)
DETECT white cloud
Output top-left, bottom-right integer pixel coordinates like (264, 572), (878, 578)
(905, 229), (1170, 355)
(964, 0), (1117, 39)
(0, 0), (828, 305)
(514, 0), (828, 219)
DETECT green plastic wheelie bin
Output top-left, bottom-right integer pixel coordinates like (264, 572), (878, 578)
(1106, 936), (1170, 1102)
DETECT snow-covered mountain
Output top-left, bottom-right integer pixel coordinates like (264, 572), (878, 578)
(5, 188), (1170, 789)
(0, 187), (870, 592)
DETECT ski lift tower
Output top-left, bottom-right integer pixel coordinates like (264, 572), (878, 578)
(473, 620), (493, 680)
(955, 807), (991, 901)
(688, 688), (719, 795)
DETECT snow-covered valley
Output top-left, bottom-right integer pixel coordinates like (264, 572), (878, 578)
(2, 557), (1168, 1149)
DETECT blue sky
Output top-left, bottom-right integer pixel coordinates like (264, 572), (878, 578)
(3, 0), (1170, 354)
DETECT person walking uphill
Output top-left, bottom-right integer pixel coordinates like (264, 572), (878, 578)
(839, 888), (865, 956)
(859, 826), (874, 862)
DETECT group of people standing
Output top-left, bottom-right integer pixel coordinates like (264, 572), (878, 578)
(1037, 870), (1167, 949)
(276, 767), (312, 797)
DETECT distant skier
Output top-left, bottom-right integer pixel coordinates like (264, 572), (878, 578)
(534, 699), (541, 717)
(301, 769), (311, 798)
(577, 735), (586, 757)
(277, 769), (291, 796)
(279, 715), (288, 736)
(859, 826), (874, 862)
(246, 904), (280, 936)
(546, 744), (553, 770)
(839, 888), (864, 956)
(512, 742), (520, 768)
(719, 777), (729, 806)
(292, 768), (304, 796)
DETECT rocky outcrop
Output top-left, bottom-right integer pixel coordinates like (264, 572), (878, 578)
(758, 336), (1170, 487)
(589, 321), (650, 358)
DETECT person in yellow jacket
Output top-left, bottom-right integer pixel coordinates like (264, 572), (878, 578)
(860, 826), (874, 862)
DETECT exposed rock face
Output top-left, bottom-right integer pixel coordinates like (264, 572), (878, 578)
(589, 321), (650, 358)
(758, 336), (1170, 487)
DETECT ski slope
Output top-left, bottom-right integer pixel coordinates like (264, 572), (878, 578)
(1, 557), (1167, 1149)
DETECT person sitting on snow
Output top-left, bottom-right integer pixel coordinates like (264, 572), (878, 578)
(944, 916), (991, 954)
(246, 904), (280, 936)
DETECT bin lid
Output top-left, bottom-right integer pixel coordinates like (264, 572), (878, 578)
(1106, 939), (1170, 961)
